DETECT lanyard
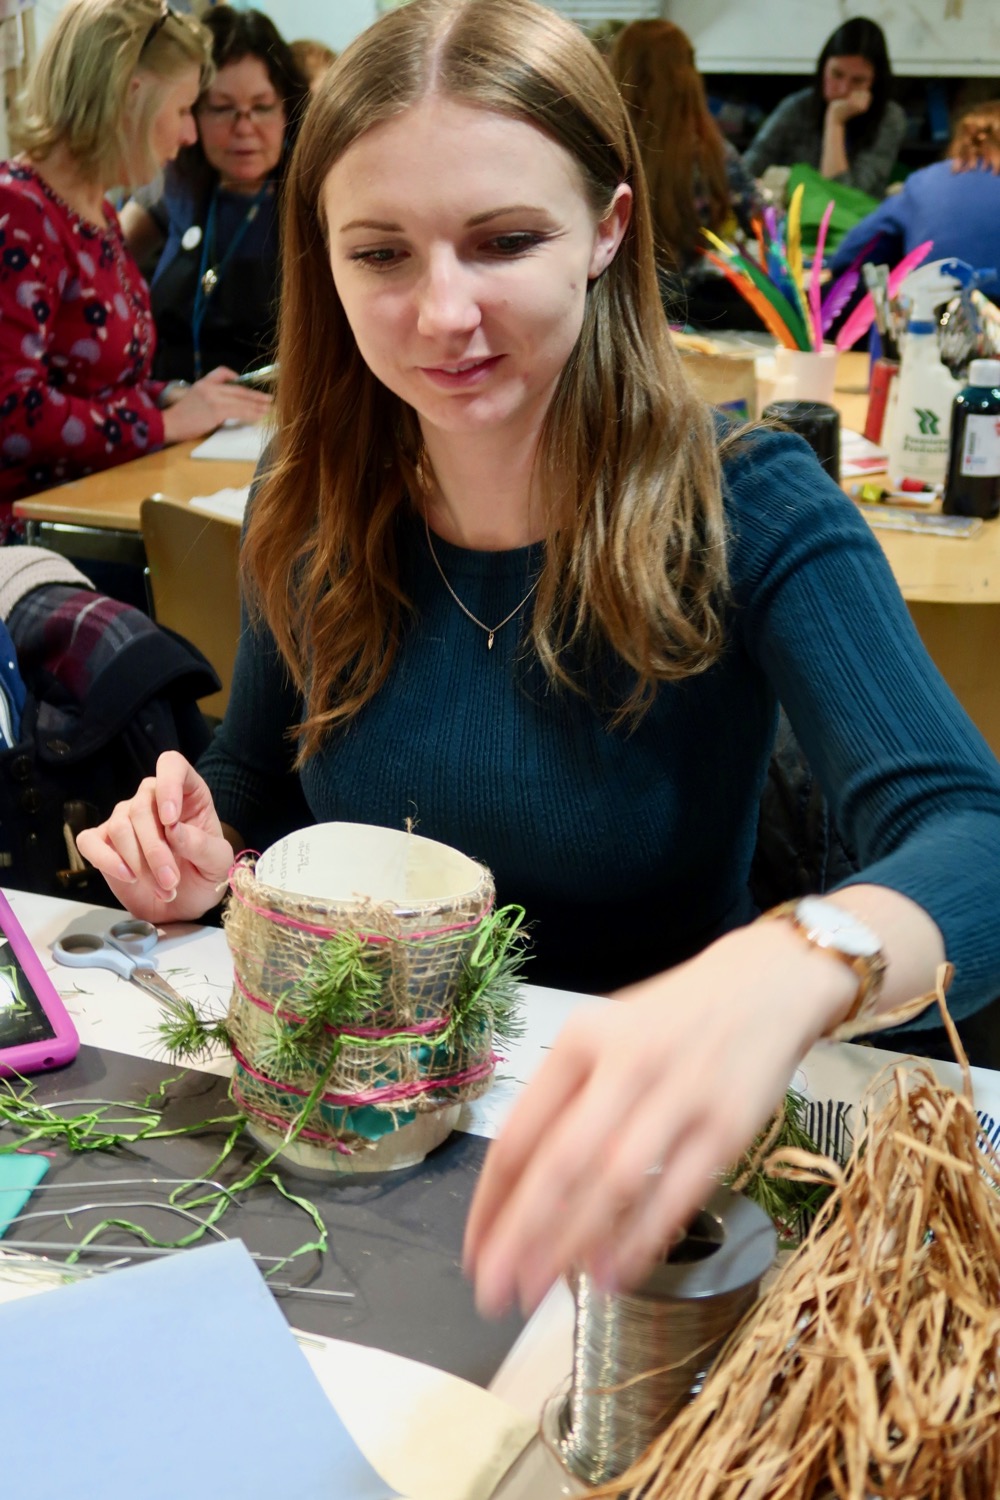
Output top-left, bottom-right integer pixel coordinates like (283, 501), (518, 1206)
(191, 182), (269, 379)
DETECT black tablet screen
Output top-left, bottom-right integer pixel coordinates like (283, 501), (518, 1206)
(0, 937), (56, 1047)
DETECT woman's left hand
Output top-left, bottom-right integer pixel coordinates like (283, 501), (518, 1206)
(463, 921), (853, 1318)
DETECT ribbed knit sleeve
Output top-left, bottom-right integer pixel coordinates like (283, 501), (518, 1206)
(726, 427), (1000, 1017)
(196, 601), (312, 853)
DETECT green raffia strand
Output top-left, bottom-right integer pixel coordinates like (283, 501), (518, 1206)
(0, 1048), (340, 1277)
(723, 1087), (844, 1245)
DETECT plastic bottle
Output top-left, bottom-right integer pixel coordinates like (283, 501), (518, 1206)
(943, 358), (1000, 520)
(885, 259), (970, 488)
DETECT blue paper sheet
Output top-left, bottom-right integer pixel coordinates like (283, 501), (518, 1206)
(0, 1237), (398, 1500)
(0, 1152), (49, 1237)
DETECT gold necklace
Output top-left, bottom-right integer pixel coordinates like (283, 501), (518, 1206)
(423, 515), (540, 651)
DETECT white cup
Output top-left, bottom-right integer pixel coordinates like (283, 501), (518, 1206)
(771, 344), (839, 405)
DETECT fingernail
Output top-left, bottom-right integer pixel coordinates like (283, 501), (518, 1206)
(161, 800), (178, 824)
(117, 864), (137, 883)
(157, 866), (177, 889)
(159, 887), (178, 904)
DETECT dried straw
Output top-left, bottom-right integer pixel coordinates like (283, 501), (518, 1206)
(603, 970), (1000, 1500)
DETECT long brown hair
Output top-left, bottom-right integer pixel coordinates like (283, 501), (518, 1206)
(950, 100), (1000, 174)
(244, 0), (730, 761)
(608, 19), (729, 270)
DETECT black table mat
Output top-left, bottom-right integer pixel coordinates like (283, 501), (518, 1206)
(2, 1045), (525, 1386)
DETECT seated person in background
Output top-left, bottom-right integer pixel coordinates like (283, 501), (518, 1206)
(743, 18), (906, 199)
(0, 0), (269, 541)
(609, 19), (764, 330)
(289, 37), (337, 95)
(81, 0), (1000, 1318)
(122, 6), (309, 382)
(831, 101), (1000, 305)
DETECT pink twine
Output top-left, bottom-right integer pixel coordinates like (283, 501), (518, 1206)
(230, 1079), (353, 1154)
(233, 972), (449, 1040)
(231, 1039), (496, 1108)
(226, 855), (491, 944)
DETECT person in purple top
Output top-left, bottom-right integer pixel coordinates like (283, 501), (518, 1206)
(832, 101), (1000, 304)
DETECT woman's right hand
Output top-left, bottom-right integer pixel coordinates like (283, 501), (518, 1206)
(160, 366), (272, 444)
(827, 87), (872, 125)
(75, 752), (235, 924)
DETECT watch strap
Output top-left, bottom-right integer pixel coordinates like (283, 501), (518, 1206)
(759, 898), (887, 1029)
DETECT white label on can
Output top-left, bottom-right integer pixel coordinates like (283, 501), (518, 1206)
(960, 414), (1000, 477)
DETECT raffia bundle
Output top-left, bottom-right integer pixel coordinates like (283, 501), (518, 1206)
(605, 1002), (1000, 1500)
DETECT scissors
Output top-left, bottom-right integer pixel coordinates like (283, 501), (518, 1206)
(52, 919), (188, 1012)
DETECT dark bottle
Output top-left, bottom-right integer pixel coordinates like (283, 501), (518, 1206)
(943, 358), (1000, 519)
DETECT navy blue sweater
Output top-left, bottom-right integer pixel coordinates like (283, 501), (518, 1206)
(200, 429), (1000, 1015)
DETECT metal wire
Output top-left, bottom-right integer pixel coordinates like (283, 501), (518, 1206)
(553, 1190), (776, 1486)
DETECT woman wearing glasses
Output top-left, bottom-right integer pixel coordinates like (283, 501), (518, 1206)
(0, 0), (270, 541)
(122, 7), (309, 383)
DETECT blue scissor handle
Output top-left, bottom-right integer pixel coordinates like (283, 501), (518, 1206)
(106, 919), (159, 962)
(52, 932), (137, 979)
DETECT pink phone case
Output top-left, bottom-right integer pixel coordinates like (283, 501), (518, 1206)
(0, 890), (80, 1078)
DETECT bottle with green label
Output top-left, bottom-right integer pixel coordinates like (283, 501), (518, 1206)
(943, 359), (1000, 520)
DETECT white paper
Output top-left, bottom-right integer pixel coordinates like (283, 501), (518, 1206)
(191, 420), (270, 462)
(6, 891), (234, 1075)
(298, 1333), (535, 1500)
(255, 822), (484, 904)
(841, 427), (889, 473)
(188, 485), (249, 522)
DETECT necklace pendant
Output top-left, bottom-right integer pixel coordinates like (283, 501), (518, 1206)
(487, 631), (495, 651)
(201, 266), (219, 297)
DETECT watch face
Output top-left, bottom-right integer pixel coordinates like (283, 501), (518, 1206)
(796, 896), (881, 958)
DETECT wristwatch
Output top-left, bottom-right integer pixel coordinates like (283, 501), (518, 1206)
(762, 896), (886, 1025)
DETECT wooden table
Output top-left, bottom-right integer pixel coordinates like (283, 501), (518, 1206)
(833, 352), (1000, 757)
(12, 437), (252, 571)
(13, 438), (253, 533)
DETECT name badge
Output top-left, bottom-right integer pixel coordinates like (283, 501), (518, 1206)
(181, 225), (203, 252)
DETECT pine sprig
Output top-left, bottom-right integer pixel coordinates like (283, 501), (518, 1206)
(156, 997), (232, 1062)
(285, 931), (385, 1028)
(724, 1088), (839, 1244)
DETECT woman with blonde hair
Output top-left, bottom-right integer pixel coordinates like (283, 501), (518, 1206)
(831, 99), (1000, 304)
(0, 0), (270, 537)
(81, 0), (1000, 1318)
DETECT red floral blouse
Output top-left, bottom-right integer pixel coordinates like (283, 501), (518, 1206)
(0, 161), (166, 539)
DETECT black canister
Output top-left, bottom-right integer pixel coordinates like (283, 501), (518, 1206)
(943, 359), (1000, 520)
(762, 399), (841, 483)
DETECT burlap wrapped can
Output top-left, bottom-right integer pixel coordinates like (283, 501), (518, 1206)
(222, 823), (499, 1174)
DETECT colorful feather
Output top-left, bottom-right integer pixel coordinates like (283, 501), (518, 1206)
(820, 235), (879, 333)
(836, 239), (934, 351)
(702, 229), (811, 349)
(809, 200), (836, 351)
(702, 252), (800, 348)
(786, 183), (806, 299)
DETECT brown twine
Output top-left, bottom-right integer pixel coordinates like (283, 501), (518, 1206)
(598, 965), (1000, 1500)
(222, 853), (497, 1155)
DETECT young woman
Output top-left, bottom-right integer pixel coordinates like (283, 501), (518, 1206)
(743, 17), (907, 198)
(121, 6), (309, 382)
(79, 0), (1000, 1319)
(0, 0), (270, 538)
(831, 100), (1000, 305)
(608, 19), (763, 327)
